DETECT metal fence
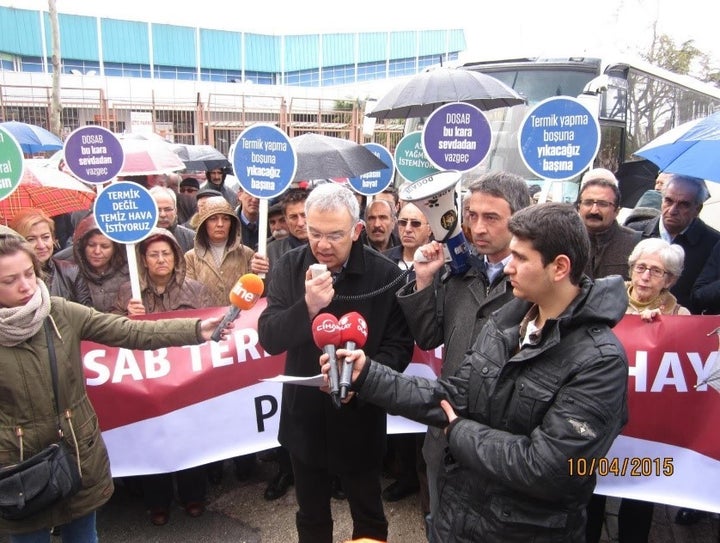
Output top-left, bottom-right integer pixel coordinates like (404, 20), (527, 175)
(0, 83), (404, 154)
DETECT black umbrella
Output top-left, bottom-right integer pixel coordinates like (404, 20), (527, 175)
(291, 133), (389, 182)
(171, 143), (230, 171)
(367, 67), (525, 121)
(615, 159), (659, 208)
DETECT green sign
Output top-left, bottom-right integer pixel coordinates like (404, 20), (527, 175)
(0, 127), (24, 202)
(394, 131), (439, 182)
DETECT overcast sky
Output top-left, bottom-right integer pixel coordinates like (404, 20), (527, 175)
(9, 0), (719, 66)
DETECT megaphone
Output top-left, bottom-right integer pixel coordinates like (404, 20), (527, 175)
(399, 170), (470, 276)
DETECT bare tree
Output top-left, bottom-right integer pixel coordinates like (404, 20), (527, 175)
(624, 23), (719, 154)
(48, 0), (62, 137)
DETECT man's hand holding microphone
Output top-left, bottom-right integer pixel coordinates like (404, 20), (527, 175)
(316, 311), (368, 407)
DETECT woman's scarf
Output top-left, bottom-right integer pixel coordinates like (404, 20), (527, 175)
(626, 282), (681, 315)
(0, 280), (52, 346)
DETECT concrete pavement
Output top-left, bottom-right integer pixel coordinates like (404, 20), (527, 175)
(1, 459), (718, 542)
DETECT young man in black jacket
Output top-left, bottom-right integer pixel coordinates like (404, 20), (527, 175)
(325, 203), (629, 543)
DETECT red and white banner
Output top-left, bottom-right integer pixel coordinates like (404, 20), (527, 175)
(83, 303), (720, 511)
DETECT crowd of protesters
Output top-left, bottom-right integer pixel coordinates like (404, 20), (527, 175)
(1, 163), (719, 543)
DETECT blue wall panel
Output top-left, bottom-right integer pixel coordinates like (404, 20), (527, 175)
(101, 19), (149, 64)
(447, 29), (466, 52)
(244, 33), (278, 72)
(357, 32), (387, 64)
(49, 13), (98, 60)
(152, 24), (196, 68)
(0, 6), (43, 56)
(200, 29), (241, 70)
(322, 33), (355, 67)
(0, 6), (465, 82)
(390, 31), (416, 59)
(284, 35), (319, 72)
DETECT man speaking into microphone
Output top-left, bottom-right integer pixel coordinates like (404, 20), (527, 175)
(258, 183), (413, 543)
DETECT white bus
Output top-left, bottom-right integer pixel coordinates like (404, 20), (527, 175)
(404, 56), (720, 202)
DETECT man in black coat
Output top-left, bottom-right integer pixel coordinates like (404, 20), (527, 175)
(692, 239), (720, 314)
(627, 174), (720, 314)
(258, 183), (414, 543)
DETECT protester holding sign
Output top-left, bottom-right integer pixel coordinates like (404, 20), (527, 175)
(0, 234), (232, 542)
(72, 214), (130, 312)
(112, 227), (211, 316)
(110, 228), (212, 526)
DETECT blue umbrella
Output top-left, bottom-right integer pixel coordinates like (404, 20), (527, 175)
(634, 112), (720, 182)
(0, 120), (64, 154)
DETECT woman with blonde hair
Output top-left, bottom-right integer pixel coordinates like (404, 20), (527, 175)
(10, 208), (92, 306)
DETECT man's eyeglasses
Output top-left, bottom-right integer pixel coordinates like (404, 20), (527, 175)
(632, 263), (669, 278)
(579, 199), (616, 210)
(157, 207), (175, 214)
(307, 226), (354, 243)
(397, 218), (426, 229)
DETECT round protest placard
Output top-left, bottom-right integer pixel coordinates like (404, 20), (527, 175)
(348, 143), (394, 196)
(518, 97), (600, 181)
(232, 124), (296, 199)
(394, 132), (439, 182)
(422, 102), (492, 172)
(0, 127), (25, 202)
(93, 181), (157, 244)
(64, 126), (124, 184)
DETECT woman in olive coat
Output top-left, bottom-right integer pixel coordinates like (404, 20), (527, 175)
(0, 233), (229, 542)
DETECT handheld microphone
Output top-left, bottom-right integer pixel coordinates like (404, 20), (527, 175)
(311, 313), (342, 409)
(338, 312), (368, 400)
(210, 273), (264, 342)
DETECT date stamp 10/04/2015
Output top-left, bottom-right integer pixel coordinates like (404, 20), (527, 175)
(568, 457), (674, 477)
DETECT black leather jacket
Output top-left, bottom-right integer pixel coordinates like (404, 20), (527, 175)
(358, 276), (629, 542)
(44, 257), (93, 306)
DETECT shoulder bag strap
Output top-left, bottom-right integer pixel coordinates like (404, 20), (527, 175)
(43, 319), (63, 437)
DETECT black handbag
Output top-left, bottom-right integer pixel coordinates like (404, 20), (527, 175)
(0, 320), (82, 520)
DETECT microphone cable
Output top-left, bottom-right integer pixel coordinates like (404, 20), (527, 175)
(332, 267), (413, 303)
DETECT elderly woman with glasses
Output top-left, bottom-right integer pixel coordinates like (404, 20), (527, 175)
(626, 237), (690, 321)
(615, 236), (690, 542)
(111, 228), (212, 526)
